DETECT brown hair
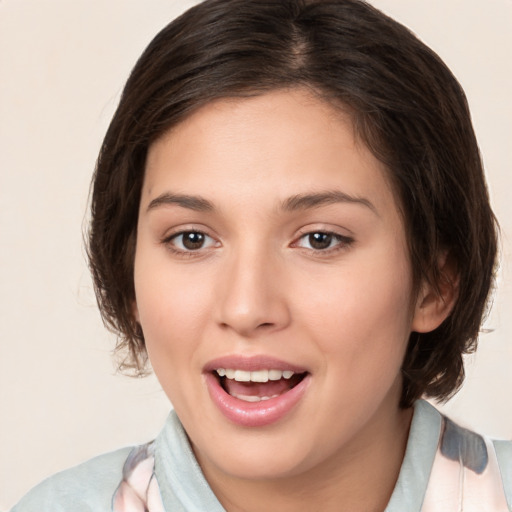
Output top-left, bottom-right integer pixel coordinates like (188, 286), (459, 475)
(88, 0), (498, 407)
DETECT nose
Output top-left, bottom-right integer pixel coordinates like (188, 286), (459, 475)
(215, 246), (291, 338)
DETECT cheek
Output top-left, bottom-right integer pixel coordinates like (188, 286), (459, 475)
(302, 244), (414, 374)
(134, 258), (216, 410)
(133, 248), (213, 367)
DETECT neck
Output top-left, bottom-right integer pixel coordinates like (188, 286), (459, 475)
(198, 397), (413, 512)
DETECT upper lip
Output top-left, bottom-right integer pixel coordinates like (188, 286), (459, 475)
(203, 355), (308, 374)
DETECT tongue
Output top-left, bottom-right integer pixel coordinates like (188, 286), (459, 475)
(224, 378), (292, 398)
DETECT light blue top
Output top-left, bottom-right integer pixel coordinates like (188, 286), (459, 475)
(10, 400), (512, 511)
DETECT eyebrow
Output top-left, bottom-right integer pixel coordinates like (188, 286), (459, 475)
(147, 193), (214, 212)
(146, 190), (377, 215)
(282, 191), (378, 215)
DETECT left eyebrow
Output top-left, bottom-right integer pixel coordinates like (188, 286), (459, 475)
(146, 193), (215, 212)
(281, 191), (378, 216)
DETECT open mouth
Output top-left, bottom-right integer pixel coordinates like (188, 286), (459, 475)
(214, 368), (308, 403)
(204, 359), (311, 426)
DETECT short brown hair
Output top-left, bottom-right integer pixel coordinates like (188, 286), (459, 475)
(87, 0), (498, 408)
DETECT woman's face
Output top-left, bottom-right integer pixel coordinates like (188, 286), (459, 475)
(134, 89), (421, 481)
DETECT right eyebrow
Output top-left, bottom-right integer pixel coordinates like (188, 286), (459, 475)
(146, 193), (215, 212)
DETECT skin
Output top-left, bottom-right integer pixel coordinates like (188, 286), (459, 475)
(133, 89), (452, 511)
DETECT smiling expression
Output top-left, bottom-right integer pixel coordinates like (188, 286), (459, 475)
(133, 88), (423, 482)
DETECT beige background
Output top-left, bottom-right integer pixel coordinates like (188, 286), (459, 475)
(1, 0), (511, 509)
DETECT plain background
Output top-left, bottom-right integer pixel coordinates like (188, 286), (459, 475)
(1, 0), (511, 509)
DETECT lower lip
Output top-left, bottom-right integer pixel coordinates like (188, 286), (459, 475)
(204, 372), (310, 427)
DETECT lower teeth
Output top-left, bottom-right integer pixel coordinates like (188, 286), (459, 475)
(231, 393), (279, 402)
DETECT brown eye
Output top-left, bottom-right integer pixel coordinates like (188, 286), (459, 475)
(170, 231), (216, 251)
(308, 232), (333, 250)
(182, 232), (205, 250)
(295, 231), (354, 252)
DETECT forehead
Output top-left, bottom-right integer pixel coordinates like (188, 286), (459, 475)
(143, 88), (398, 218)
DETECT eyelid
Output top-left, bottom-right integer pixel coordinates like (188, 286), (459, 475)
(161, 226), (220, 256)
(291, 227), (355, 253)
(172, 232), (217, 248)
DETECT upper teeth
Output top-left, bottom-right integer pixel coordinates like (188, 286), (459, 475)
(215, 369), (295, 382)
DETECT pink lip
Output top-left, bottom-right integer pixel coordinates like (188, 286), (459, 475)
(203, 355), (310, 428)
(204, 355), (308, 373)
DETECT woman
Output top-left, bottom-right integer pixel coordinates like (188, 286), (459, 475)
(10, 1), (511, 510)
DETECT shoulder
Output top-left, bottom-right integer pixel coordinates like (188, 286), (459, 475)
(420, 401), (512, 511)
(10, 446), (133, 512)
(387, 400), (512, 512)
(493, 438), (512, 510)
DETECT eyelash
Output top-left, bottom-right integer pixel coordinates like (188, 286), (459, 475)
(162, 230), (354, 257)
(293, 231), (354, 255)
(162, 230), (218, 258)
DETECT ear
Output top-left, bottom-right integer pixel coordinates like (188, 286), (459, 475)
(411, 252), (459, 333)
